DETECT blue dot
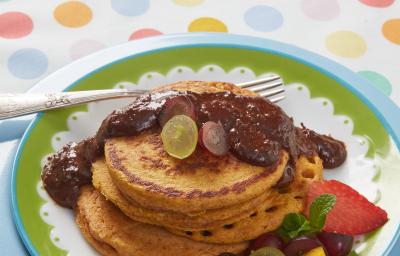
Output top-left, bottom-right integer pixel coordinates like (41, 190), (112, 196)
(111, 0), (149, 16)
(244, 5), (283, 32)
(8, 48), (48, 79)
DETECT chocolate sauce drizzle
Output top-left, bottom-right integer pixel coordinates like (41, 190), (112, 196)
(42, 91), (346, 208)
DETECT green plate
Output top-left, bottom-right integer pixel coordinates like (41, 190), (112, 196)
(11, 34), (400, 256)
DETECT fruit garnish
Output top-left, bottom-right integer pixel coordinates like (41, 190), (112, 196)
(199, 121), (229, 156)
(303, 246), (326, 256)
(248, 232), (284, 252)
(278, 194), (336, 240)
(306, 180), (388, 235)
(161, 115), (198, 159)
(274, 164), (295, 188)
(282, 236), (323, 256)
(158, 95), (196, 127)
(249, 247), (285, 256)
(317, 232), (353, 256)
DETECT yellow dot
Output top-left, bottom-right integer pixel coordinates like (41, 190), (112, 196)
(54, 1), (92, 28)
(382, 19), (400, 45)
(326, 31), (367, 58)
(173, 0), (203, 6)
(188, 17), (228, 32)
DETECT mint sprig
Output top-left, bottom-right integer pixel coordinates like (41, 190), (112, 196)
(309, 193), (336, 230)
(278, 194), (336, 240)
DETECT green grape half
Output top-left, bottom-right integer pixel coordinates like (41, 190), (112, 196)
(161, 115), (198, 159)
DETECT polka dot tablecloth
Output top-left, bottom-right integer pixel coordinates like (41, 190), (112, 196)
(0, 0), (400, 254)
(0, 0), (399, 105)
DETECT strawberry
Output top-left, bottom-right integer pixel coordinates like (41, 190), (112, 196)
(305, 180), (388, 235)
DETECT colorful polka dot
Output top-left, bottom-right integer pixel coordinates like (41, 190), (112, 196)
(129, 28), (162, 40)
(359, 0), (394, 8)
(111, 0), (149, 16)
(326, 31), (367, 58)
(8, 48), (48, 79)
(173, 0), (204, 6)
(301, 0), (340, 21)
(69, 40), (105, 60)
(244, 5), (283, 32)
(0, 12), (33, 39)
(382, 19), (400, 45)
(188, 17), (227, 32)
(54, 1), (92, 28)
(358, 71), (392, 96)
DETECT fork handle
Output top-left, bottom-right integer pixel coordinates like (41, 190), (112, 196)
(0, 89), (148, 120)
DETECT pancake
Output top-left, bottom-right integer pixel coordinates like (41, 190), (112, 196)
(76, 186), (248, 256)
(167, 155), (323, 244)
(105, 134), (287, 214)
(92, 158), (279, 230)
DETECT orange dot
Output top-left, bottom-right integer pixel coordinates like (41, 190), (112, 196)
(382, 19), (400, 45)
(54, 1), (92, 28)
(188, 17), (228, 32)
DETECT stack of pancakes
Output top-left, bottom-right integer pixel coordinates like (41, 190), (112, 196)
(75, 81), (323, 256)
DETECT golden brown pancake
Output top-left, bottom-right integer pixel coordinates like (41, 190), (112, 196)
(92, 158), (280, 231)
(167, 155), (323, 244)
(105, 134), (287, 214)
(76, 186), (248, 256)
(93, 154), (322, 244)
(104, 81), (289, 214)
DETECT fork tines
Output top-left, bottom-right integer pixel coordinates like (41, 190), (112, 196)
(236, 75), (285, 103)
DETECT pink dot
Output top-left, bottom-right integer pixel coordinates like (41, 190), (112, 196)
(359, 0), (394, 7)
(301, 0), (340, 21)
(0, 12), (33, 39)
(129, 28), (162, 40)
(69, 40), (106, 60)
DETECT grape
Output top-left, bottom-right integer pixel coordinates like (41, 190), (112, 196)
(158, 95), (196, 127)
(249, 247), (285, 256)
(317, 232), (353, 256)
(274, 164), (295, 188)
(283, 236), (322, 256)
(199, 121), (229, 156)
(248, 232), (284, 251)
(161, 115), (198, 159)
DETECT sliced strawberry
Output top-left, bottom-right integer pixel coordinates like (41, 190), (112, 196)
(305, 180), (388, 235)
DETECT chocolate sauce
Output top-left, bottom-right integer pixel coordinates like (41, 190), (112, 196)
(42, 91), (347, 208)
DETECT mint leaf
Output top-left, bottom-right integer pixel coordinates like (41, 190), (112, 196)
(309, 194), (336, 230)
(282, 213), (306, 231)
(279, 213), (315, 240)
(277, 194), (336, 241)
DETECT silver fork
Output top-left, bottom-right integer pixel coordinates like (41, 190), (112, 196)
(0, 76), (284, 120)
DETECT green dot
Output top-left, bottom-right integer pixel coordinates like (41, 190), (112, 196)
(54, 237), (60, 242)
(44, 212), (48, 216)
(344, 119), (349, 124)
(323, 101), (328, 106)
(72, 116), (77, 121)
(208, 67), (214, 71)
(360, 140), (365, 145)
(55, 137), (61, 141)
(297, 86), (303, 91)
(118, 84), (125, 89)
(177, 68), (182, 73)
(358, 71), (392, 96)
(240, 69), (245, 74)
(147, 74), (152, 79)
(40, 185), (44, 190)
